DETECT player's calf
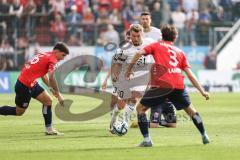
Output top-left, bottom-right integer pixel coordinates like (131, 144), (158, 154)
(109, 104), (121, 130)
(0, 105), (17, 116)
(42, 105), (52, 128)
(0, 105), (27, 116)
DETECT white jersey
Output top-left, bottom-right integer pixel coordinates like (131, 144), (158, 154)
(142, 26), (162, 42)
(112, 38), (155, 99)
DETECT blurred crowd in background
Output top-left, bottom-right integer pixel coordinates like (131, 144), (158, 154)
(0, 0), (240, 71)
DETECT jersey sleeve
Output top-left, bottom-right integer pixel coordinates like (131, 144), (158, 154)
(180, 52), (191, 69)
(48, 58), (57, 72)
(143, 43), (156, 56)
(112, 48), (128, 64)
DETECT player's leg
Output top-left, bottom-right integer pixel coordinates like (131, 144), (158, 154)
(0, 104), (28, 116)
(35, 91), (52, 127)
(136, 102), (152, 147)
(109, 98), (125, 131)
(109, 84), (120, 128)
(128, 91), (145, 128)
(108, 92), (119, 133)
(0, 105), (25, 116)
(31, 83), (63, 135)
(149, 104), (162, 128)
(141, 101), (177, 128)
(0, 80), (30, 116)
(123, 100), (135, 125)
(110, 85), (131, 131)
(169, 89), (209, 144)
(160, 101), (177, 128)
(0, 105), (18, 116)
(183, 105), (209, 144)
(123, 91), (141, 125)
(137, 87), (172, 146)
(110, 94), (118, 116)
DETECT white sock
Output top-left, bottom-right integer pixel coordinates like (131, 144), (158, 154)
(45, 126), (52, 131)
(123, 103), (135, 124)
(110, 105), (120, 128)
(144, 136), (151, 142)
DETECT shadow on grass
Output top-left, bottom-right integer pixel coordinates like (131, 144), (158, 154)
(9, 143), (205, 154)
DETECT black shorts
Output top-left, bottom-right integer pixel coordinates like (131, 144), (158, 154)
(15, 79), (44, 108)
(140, 88), (191, 110)
(150, 101), (177, 123)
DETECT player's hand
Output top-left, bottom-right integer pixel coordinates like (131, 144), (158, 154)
(125, 70), (134, 80)
(50, 88), (64, 106)
(102, 81), (107, 91)
(202, 91), (210, 100)
(57, 94), (64, 106)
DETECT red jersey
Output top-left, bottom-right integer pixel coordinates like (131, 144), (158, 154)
(111, 0), (122, 10)
(143, 41), (191, 89)
(18, 52), (58, 88)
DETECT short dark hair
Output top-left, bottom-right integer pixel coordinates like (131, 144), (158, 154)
(161, 25), (178, 42)
(53, 42), (69, 54)
(140, 12), (151, 17)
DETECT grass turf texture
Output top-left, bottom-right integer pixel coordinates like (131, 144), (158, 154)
(0, 93), (239, 160)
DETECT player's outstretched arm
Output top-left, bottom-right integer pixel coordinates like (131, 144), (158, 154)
(48, 70), (59, 93)
(125, 50), (146, 80)
(48, 70), (64, 106)
(184, 68), (210, 100)
(102, 62), (122, 90)
(102, 68), (111, 90)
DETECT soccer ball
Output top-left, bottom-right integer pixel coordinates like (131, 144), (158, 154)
(113, 121), (128, 136)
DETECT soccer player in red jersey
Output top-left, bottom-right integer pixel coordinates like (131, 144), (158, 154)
(0, 42), (69, 135)
(125, 25), (210, 147)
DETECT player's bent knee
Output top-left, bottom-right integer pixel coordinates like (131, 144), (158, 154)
(36, 91), (53, 106)
(184, 105), (197, 117)
(136, 103), (148, 114)
(117, 100), (125, 110)
(16, 107), (26, 116)
(43, 97), (53, 106)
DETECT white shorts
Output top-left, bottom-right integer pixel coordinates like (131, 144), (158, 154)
(112, 71), (150, 100)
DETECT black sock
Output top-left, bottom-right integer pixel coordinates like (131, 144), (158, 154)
(138, 113), (149, 138)
(42, 105), (52, 128)
(0, 106), (16, 115)
(191, 112), (205, 135)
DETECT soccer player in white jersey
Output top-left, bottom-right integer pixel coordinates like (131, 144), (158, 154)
(102, 30), (131, 117)
(130, 12), (177, 128)
(108, 24), (156, 132)
(141, 12), (162, 41)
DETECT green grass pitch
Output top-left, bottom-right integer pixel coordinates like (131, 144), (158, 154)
(0, 93), (240, 160)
